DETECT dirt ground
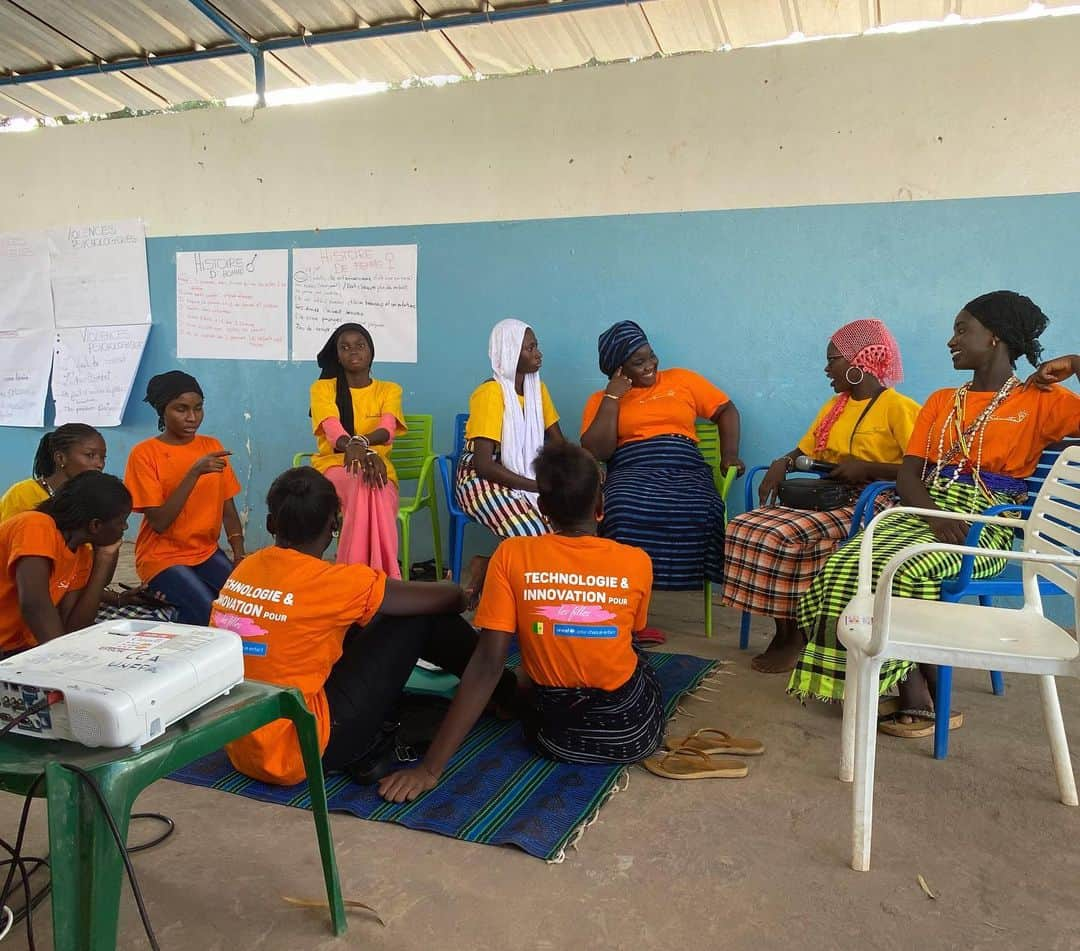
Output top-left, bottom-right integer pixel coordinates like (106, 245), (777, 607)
(1, 569), (1078, 950)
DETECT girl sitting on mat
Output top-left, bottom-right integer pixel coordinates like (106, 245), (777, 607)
(379, 442), (666, 804)
(310, 322), (406, 576)
(789, 291), (1080, 736)
(0, 471), (131, 655)
(1, 425), (174, 622)
(455, 318), (565, 538)
(212, 466), (519, 787)
(125, 371), (245, 626)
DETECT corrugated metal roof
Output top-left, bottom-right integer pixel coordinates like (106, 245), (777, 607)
(0, 0), (1066, 121)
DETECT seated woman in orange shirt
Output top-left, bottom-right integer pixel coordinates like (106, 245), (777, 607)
(0, 471), (131, 656)
(211, 466), (520, 787)
(581, 320), (743, 604)
(790, 291), (1080, 736)
(310, 323), (406, 575)
(124, 371), (244, 626)
(379, 442), (666, 804)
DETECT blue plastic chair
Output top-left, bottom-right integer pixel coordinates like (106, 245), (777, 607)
(735, 466), (887, 649)
(932, 437), (1080, 759)
(439, 413), (486, 583)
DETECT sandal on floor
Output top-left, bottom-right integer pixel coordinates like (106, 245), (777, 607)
(632, 627), (667, 647)
(878, 708), (964, 738)
(642, 747), (748, 779)
(877, 696), (901, 720)
(664, 728), (765, 756)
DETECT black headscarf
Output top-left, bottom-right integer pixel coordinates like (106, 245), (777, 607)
(963, 290), (1048, 367)
(144, 371), (203, 431)
(315, 323), (374, 437)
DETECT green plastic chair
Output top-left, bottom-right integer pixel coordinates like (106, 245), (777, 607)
(0, 681), (346, 950)
(695, 421), (739, 639)
(392, 414), (443, 581)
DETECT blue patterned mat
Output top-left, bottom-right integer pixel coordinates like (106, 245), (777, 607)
(168, 650), (715, 861)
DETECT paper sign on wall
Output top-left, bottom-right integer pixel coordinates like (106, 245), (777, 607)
(0, 330), (54, 427)
(291, 245), (417, 362)
(0, 232), (53, 332)
(48, 219), (150, 328)
(175, 250), (288, 360)
(52, 324), (150, 427)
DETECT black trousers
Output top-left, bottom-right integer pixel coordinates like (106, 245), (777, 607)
(321, 612), (517, 771)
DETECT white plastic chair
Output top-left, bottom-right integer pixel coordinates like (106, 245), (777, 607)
(837, 446), (1080, 871)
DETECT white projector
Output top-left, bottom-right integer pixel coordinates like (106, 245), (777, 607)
(0, 620), (243, 749)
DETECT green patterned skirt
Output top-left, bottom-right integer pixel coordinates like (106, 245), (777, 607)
(788, 481), (1019, 703)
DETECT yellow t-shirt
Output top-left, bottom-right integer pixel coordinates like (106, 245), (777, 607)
(465, 380), (560, 444)
(309, 378), (406, 484)
(797, 389), (921, 465)
(0, 479), (49, 523)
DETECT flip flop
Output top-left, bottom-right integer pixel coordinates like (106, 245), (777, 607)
(664, 728), (765, 756)
(878, 708), (964, 738)
(632, 627), (667, 646)
(642, 747), (748, 780)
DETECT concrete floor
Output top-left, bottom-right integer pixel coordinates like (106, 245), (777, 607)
(2, 580), (1078, 950)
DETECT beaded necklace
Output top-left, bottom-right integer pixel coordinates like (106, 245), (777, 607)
(921, 375), (1020, 502)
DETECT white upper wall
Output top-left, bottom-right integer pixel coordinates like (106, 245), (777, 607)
(2, 14), (1079, 235)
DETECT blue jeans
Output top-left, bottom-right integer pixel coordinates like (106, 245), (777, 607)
(148, 549), (233, 626)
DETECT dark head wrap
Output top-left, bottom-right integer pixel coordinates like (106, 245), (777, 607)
(143, 371), (203, 431)
(962, 290), (1048, 368)
(315, 323), (375, 437)
(597, 320), (649, 377)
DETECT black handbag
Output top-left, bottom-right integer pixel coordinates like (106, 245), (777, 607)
(777, 478), (859, 511)
(777, 390), (884, 512)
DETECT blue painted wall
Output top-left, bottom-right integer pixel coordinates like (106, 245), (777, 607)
(2, 192), (1079, 560)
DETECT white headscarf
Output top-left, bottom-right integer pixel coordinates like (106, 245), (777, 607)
(489, 318), (545, 490)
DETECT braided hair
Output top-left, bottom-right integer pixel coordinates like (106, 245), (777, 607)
(314, 323), (374, 437)
(963, 291), (1049, 367)
(37, 471), (131, 533)
(266, 467), (339, 545)
(32, 424), (102, 479)
(534, 442), (601, 528)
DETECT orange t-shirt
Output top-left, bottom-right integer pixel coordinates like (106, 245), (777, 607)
(125, 435), (241, 583)
(210, 546), (387, 785)
(906, 384), (1080, 479)
(581, 367), (729, 446)
(0, 512), (93, 653)
(473, 534), (651, 691)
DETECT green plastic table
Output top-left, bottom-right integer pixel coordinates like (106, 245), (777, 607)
(0, 680), (346, 950)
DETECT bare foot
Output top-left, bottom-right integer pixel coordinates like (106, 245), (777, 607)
(751, 619), (804, 674)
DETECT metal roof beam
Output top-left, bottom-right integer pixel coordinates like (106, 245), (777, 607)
(184, 0), (264, 105)
(0, 0), (659, 97)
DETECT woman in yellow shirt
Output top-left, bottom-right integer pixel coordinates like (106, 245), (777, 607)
(310, 323), (406, 576)
(0, 424), (106, 521)
(455, 319), (564, 537)
(719, 319), (920, 674)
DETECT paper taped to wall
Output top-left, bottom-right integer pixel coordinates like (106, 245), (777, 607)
(291, 244), (417, 363)
(52, 324), (151, 427)
(48, 219), (150, 328)
(0, 232), (54, 333)
(0, 329), (53, 427)
(176, 249), (288, 360)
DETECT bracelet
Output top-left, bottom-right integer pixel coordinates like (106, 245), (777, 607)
(348, 434), (370, 449)
(603, 393), (619, 401)
(776, 457), (793, 473)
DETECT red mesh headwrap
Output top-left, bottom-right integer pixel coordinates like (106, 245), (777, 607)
(812, 318), (903, 456)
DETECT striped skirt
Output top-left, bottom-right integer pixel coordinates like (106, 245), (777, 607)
(455, 449), (549, 538)
(720, 504), (857, 619)
(788, 480), (1020, 703)
(526, 656), (665, 765)
(600, 435), (725, 591)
